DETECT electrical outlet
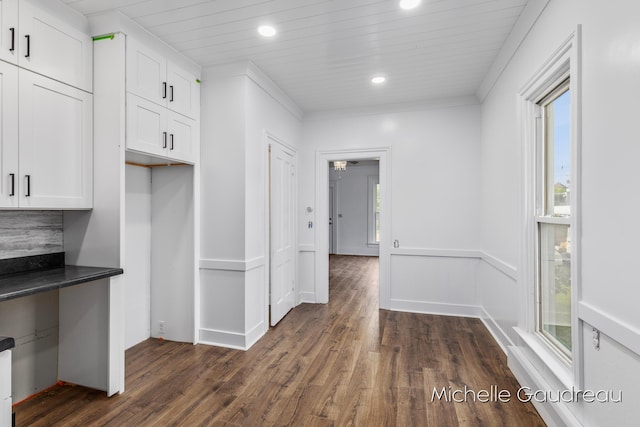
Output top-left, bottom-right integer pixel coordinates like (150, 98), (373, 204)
(159, 321), (165, 335)
(592, 327), (600, 351)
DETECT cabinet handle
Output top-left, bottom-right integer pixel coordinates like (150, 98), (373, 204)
(170, 85), (174, 102)
(9, 174), (15, 196)
(170, 134), (174, 150)
(162, 82), (167, 99)
(9, 28), (15, 52)
(163, 131), (167, 149)
(25, 175), (31, 197)
(25, 35), (30, 58)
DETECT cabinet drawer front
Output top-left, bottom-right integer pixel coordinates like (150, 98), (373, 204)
(126, 93), (168, 158)
(18, 0), (92, 92)
(127, 38), (166, 107)
(18, 70), (92, 209)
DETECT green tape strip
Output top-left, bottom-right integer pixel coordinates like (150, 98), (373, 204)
(93, 34), (115, 42)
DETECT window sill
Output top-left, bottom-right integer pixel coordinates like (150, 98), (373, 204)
(513, 327), (575, 390)
(367, 242), (379, 248)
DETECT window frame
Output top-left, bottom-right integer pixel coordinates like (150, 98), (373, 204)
(367, 175), (380, 246)
(535, 79), (572, 362)
(518, 29), (582, 389)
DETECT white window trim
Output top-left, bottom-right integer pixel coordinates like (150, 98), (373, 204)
(518, 27), (582, 389)
(367, 175), (380, 246)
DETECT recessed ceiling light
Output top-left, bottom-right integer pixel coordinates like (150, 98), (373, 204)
(258, 25), (277, 37)
(399, 0), (421, 10)
(371, 76), (386, 85)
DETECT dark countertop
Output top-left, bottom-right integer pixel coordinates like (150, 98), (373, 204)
(0, 253), (123, 303)
(0, 336), (15, 352)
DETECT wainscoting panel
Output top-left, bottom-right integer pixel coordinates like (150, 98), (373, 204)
(298, 250), (316, 303)
(476, 259), (519, 352)
(199, 260), (268, 350)
(389, 254), (479, 316)
(0, 211), (63, 259)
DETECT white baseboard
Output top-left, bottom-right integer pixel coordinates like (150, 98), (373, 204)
(479, 307), (514, 355)
(298, 292), (316, 303)
(199, 322), (266, 351)
(388, 299), (482, 318)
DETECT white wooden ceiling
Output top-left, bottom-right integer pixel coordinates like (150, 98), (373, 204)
(64, 0), (529, 113)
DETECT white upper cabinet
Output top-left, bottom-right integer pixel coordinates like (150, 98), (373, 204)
(167, 111), (196, 163)
(126, 37), (166, 107)
(0, 0), (92, 92)
(126, 93), (167, 159)
(127, 37), (198, 119)
(18, 69), (92, 208)
(126, 93), (196, 164)
(0, 0), (18, 65)
(166, 61), (198, 119)
(0, 60), (18, 208)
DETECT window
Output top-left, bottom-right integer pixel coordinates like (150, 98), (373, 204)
(367, 175), (380, 245)
(519, 30), (580, 384)
(536, 80), (573, 360)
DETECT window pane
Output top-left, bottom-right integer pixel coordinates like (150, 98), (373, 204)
(539, 223), (571, 353)
(544, 88), (571, 216)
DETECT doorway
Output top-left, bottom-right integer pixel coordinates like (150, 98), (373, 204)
(314, 149), (390, 308)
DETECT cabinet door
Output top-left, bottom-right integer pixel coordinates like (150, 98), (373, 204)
(0, 61), (18, 208)
(19, 70), (92, 209)
(18, 0), (92, 92)
(167, 60), (198, 119)
(127, 38), (167, 107)
(0, 0), (17, 65)
(167, 112), (196, 164)
(126, 93), (168, 159)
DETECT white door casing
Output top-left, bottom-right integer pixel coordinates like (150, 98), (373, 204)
(270, 141), (296, 326)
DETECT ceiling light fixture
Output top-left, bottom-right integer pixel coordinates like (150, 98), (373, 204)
(333, 161), (347, 171)
(258, 25), (277, 37)
(399, 0), (421, 10)
(371, 76), (386, 85)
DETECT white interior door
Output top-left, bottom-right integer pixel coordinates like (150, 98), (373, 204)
(270, 142), (296, 326)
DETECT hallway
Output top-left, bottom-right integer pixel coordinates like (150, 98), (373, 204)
(15, 255), (544, 426)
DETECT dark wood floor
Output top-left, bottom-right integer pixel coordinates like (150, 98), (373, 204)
(15, 255), (544, 426)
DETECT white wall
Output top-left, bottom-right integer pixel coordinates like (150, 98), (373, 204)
(199, 63), (302, 349)
(124, 165), (151, 349)
(329, 162), (379, 256)
(479, 0), (640, 424)
(299, 104), (482, 314)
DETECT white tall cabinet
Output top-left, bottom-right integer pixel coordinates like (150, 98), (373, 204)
(65, 12), (201, 361)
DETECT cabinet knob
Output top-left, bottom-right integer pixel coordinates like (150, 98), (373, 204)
(170, 85), (174, 102)
(163, 132), (167, 149)
(25, 175), (31, 197)
(170, 134), (174, 150)
(162, 82), (167, 99)
(25, 35), (30, 58)
(9, 28), (15, 52)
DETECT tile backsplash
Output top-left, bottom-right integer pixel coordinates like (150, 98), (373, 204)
(0, 211), (63, 260)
